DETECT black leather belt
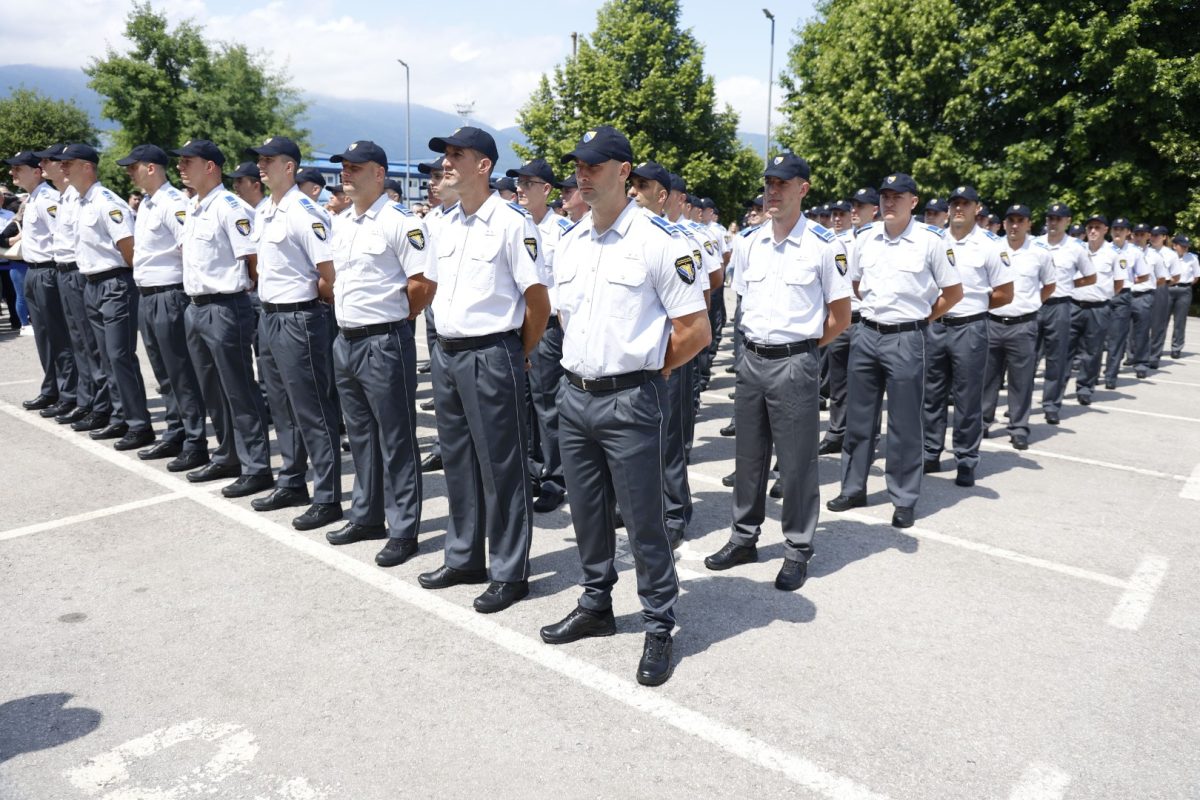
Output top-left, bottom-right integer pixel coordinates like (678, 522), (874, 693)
(341, 321), (407, 341)
(988, 312), (1037, 325)
(1042, 296), (1070, 306)
(55, 261), (78, 273)
(1070, 299), (1109, 309)
(85, 267), (132, 284)
(139, 283), (184, 297)
(850, 311), (862, 324)
(861, 317), (928, 334)
(1171, 283), (1194, 289)
(1118, 288), (1132, 295)
(28, 261), (55, 269)
(939, 311), (988, 326)
(545, 316), (561, 329)
(744, 338), (818, 359)
(190, 292), (242, 306)
(262, 299), (320, 313)
(565, 369), (656, 392)
(437, 329), (519, 353)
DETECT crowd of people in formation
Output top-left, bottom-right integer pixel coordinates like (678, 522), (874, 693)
(1, 126), (1195, 686)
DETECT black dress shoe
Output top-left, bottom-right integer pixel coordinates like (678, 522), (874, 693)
(41, 400), (73, 418)
(1011, 435), (1029, 451)
(1077, 394), (1092, 406)
(704, 541), (757, 571)
(186, 461), (240, 482)
(719, 422), (736, 437)
(892, 507), (915, 528)
(721, 471), (735, 487)
(417, 564), (489, 589)
(473, 580), (529, 613)
(375, 537), (418, 567)
(167, 450), (209, 472)
(826, 493), (867, 512)
(113, 428), (155, 451)
(1135, 368), (1148, 379)
(417, 360), (431, 374)
(419, 398), (435, 411)
(250, 486), (311, 512)
(23, 394), (57, 411)
(923, 459), (942, 474)
(326, 522), (388, 545)
(775, 559), (808, 591)
(724, 364), (736, 374)
(72, 412), (109, 432)
(533, 491), (565, 513)
(1148, 362), (1159, 369)
(636, 632), (674, 687)
(819, 397), (828, 411)
(1171, 350), (1182, 359)
(1104, 380), (1117, 390)
(221, 473), (275, 498)
(1045, 410), (1060, 425)
(90, 422), (129, 440)
(420, 452), (443, 472)
(57, 406), (90, 425)
(138, 440), (182, 460)
(817, 439), (841, 455)
(768, 480), (782, 498)
(728, 390), (736, 399)
(540, 606), (617, 644)
(292, 502), (343, 531)
(955, 465), (975, 487)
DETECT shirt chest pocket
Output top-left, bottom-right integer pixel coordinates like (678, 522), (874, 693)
(466, 235), (503, 292)
(190, 218), (217, 243)
(605, 262), (646, 319)
(264, 218), (289, 244)
(783, 259), (820, 310)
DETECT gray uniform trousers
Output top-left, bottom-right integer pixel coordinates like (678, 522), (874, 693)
(184, 294), (272, 476)
(982, 316), (1037, 438)
(431, 332), (532, 583)
(1066, 301), (1110, 399)
(923, 317), (988, 468)
(663, 360), (694, 539)
(821, 319), (855, 446)
(528, 320), (565, 497)
(730, 346), (820, 562)
(558, 375), (678, 634)
(256, 305), (342, 503)
(334, 323), (421, 540)
(139, 287), (207, 452)
(1168, 285), (1193, 353)
(1148, 284), (1171, 364)
(423, 307), (441, 462)
(731, 295), (744, 370)
(1037, 299), (1072, 413)
(84, 271), (151, 432)
(840, 323), (926, 509)
(1128, 291), (1156, 368)
(58, 268), (109, 414)
(22, 264), (75, 402)
(1103, 291), (1133, 383)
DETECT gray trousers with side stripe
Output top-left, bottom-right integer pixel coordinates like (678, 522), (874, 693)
(982, 317), (1037, 438)
(58, 268), (107, 412)
(1168, 285), (1193, 353)
(139, 287), (207, 452)
(84, 271), (150, 431)
(23, 265), (75, 402)
(923, 318), (988, 468)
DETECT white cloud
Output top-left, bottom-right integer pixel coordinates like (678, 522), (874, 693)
(715, 74), (779, 135)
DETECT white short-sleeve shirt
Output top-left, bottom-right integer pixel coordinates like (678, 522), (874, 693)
(75, 182), (135, 275)
(1036, 234), (1095, 299)
(253, 186), (333, 303)
(133, 182), (189, 287)
(50, 185), (79, 263)
(22, 182), (60, 264)
(945, 226), (1010, 316)
(988, 237), (1056, 316)
(1073, 242), (1121, 302)
(181, 185), (256, 296)
(849, 219), (961, 323)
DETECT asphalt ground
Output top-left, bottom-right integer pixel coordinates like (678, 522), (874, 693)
(2, 299), (1198, 800)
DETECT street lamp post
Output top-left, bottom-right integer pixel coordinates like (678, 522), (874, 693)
(763, 9), (775, 169)
(397, 58), (411, 204)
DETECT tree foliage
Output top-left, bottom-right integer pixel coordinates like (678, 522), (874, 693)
(517, 0), (762, 221)
(0, 89), (97, 187)
(779, 0), (1200, 232)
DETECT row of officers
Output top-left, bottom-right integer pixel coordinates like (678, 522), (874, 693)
(5, 129), (1196, 687)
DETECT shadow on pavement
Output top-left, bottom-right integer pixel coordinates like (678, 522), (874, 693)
(0, 693), (101, 764)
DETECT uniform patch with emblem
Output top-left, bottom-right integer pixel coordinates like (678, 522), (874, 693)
(235, 219), (251, 236)
(946, 248), (956, 267)
(835, 253), (848, 275)
(312, 222), (327, 241)
(1000, 251), (1011, 266)
(47, 205), (58, 218)
(1119, 259), (1127, 269)
(693, 249), (702, 267)
(675, 255), (696, 284)
(407, 229), (425, 250)
(704, 241), (715, 255)
(109, 209), (124, 223)
(175, 210), (186, 225)
(524, 237), (538, 261)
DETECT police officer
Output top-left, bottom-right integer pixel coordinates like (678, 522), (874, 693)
(295, 167), (327, 205)
(1128, 223), (1161, 379)
(230, 161), (269, 216)
(718, 193), (767, 443)
(325, 140), (436, 567)
(117, 144), (209, 470)
(57, 143), (156, 451)
(416, 126), (550, 614)
(828, 174), (962, 529)
(538, 126), (710, 686)
(5, 150), (76, 415)
(172, 139), (275, 498)
(923, 197), (949, 228)
(1067, 214), (1122, 405)
(704, 153), (850, 589)
(1168, 235), (1196, 358)
(1147, 226), (1179, 367)
(1102, 219), (1150, 388)
(415, 158), (457, 471)
(981, 205), (1056, 450)
(924, 185), (1012, 487)
(244, 136), (343, 529)
(1036, 203), (1095, 425)
(558, 174), (588, 223)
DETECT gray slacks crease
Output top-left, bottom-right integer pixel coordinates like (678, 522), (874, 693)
(139, 288), (207, 451)
(58, 269), (108, 413)
(923, 318), (988, 468)
(663, 361), (693, 537)
(1067, 303), (1110, 399)
(1037, 300), (1072, 412)
(982, 318), (1037, 438)
(1104, 292), (1133, 382)
(1167, 285), (1192, 353)
(1128, 291), (1156, 369)
(84, 271), (150, 431)
(23, 266), (74, 402)
(528, 323), (565, 496)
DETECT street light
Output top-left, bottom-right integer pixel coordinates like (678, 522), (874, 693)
(763, 8), (775, 169)
(397, 58), (411, 204)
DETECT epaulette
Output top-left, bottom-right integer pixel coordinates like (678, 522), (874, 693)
(223, 194), (240, 209)
(506, 200), (531, 218)
(1033, 240), (1050, 250)
(810, 222), (835, 242)
(741, 223), (762, 238)
(646, 214), (675, 236)
(389, 202), (413, 216)
(99, 188), (116, 201)
(923, 223), (945, 237)
(1109, 243), (1121, 252)
(554, 216), (571, 230)
(984, 230), (1000, 240)
(165, 187), (183, 200)
(563, 218), (584, 235)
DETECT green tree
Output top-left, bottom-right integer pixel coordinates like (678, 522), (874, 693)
(516, 0), (762, 221)
(86, 1), (308, 193)
(0, 88), (97, 186)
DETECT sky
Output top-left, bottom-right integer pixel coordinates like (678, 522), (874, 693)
(0, 0), (819, 134)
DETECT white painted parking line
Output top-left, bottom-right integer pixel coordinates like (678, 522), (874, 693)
(0, 492), (185, 543)
(1144, 377), (1200, 388)
(1179, 463), (1200, 500)
(1092, 405), (1200, 424)
(1008, 762), (1071, 800)
(0, 401), (889, 800)
(977, 440), (1188, 482)
(0, 378), (39, 386)
(1107, 556), (1170, 631)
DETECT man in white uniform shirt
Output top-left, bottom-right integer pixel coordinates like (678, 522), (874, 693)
(1066, 214), (1123, 406)
(1168, 235), (1196, 358)
(1036, 203), (1095, 425)
(1148, 225), (1180, 367)
(1128, 223), (1163, 378)
(1102, 219), (1151, 387)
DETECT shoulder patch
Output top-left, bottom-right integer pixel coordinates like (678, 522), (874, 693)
(507, 200), (531, 218)
(406, 229), (425, 250)
(235, 219), (252, 236)
(174, 209), (186, 225)
(100, 189), (116, 201)
(835, 253), (848, 275)
(47, 205), (58, 219)
(1000, 251), (1011, 266)
(858, 222), (876, 234)
(675, 254), (697, 284)
(390, 202), (413, 216)
(299, 196), (315, 209)
(810, 222), (835, 242)
(311, 221), (327, 241)
(741, 223), (761, 238)
(524, 237), (538, 261)
(1033, 240), (1050, 250)
(923, 223), (945, 237)
(945, 247), (956, 267)
(108, 209), (124, 224)
(647, 215), (675, 236)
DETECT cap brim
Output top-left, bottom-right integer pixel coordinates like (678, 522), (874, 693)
(115, 156), (139, 166)
(561, 146), (618, 166)
(330, 153), (375, 164)
(763, 167), (805, 180)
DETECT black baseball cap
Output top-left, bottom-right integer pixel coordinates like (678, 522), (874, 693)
(1068, 224), (1085, 235)
(558, 173), (578, 190)
(1151, 225), (1170, 236)
(383, 178), (404, 194)
(417, 159), (444, 175)
(977, 205), (991, 217)
(988, 213), (1001, 225)
(295, 168), (326, 188)
(32, 143), (67, 160)
(829, 199), (852, 212)
(4, 150), (41, 168)
(1046, 202), (1072, 218)
(630, 161), (670, 191)
(116, 144), (170, 166)
(1172, 234), (1190, 246)
(246, 135), (302, 162)
(686, 194), (700, 207)
(331, 140), (388, 167)
(327, 183), (345, 194)
(171, 139), (226, 166)
(490, 176), (516, 193)
(229, 161), (260, 180)
(924, 197), (948, 212)
(852, 187), (879, 206)
(561, 125), (633, 165)
(746, 194), (764, 208)
(1111, 217), (1131, 229)
(1005, 204), (1032, 219)
(1132, 222), (1150, 233)
(429, 126), (499, 164)
(879, 173), (918, 194)
(506, 157), (557, 185)
(1084, 214), (1109, 226)
(948, 185), (980, 203)
(763, 153), (810, 181)
(52, 143), (100, 163)
(701, 197), (717, 210)
(668, 173), (687, 194)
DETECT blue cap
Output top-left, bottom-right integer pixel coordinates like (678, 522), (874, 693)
(1132, 222), (1150, 233)
(924, 197), (948, 212)
(246, 135), (302, 162)
(116, 144), (170, 166)
(1084, 213), (1108, 226)
(383, 178), (404, 194)
(879, 173), (918, 194)
(229, 161), (260, 180)
(948, 185), (980, 203)
(331, 140), (388, 167)
(1004, 204), (1032, 219)
(829, 199), (852, 212)
(1110, 217), (1131, 229)
(561, 125), (633, 165)
(1151, 225), (1170, 236)
(417, 159), (444, 175)
(852, 187), (879, 206)
(429, 126), (499, 164)
(490, 176), (516, 192)
(507, 157), (557, 185)
(32, 143), (67, 159)
(1068, 224), (1084, 235)
(700, 197), (717, 210)
(295, 168), (326, 188)
(1172, 234), (1190, 246)
(668, 173), (687, 194)
(686, 194), (700, 207)
(763, 153), (810, 181)
(52, 143), (100, 163)
(4, 150), (42, 167)
(558, 173), (578, 190)
(1046, 202), (1073, 218)
(746, 194), (764, 208)
(170, 139), (226, 167)
(630, 161), (670, 191)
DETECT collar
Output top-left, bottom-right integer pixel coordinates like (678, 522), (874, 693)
(456, 191), (501, 224)
(196, 184), (226, 213)
(355, 192), (390, 222)
(145, 181), (174, 207)
(757, 215), (807, 245)
(592, 199), (639, 240)
(269, 185), (303, 214)
(879, 218), (917, 243)
(79, 182), (105, 204)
